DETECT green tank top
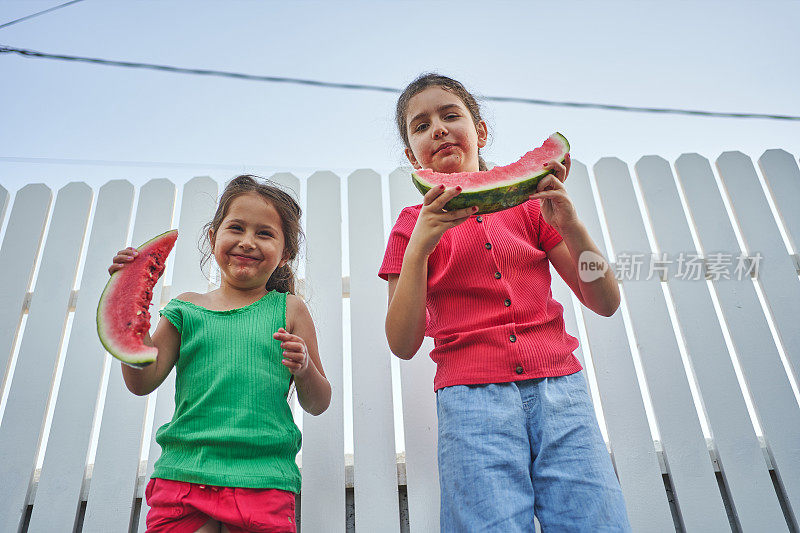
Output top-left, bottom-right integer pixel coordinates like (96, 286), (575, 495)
(153, 291), (301, 492)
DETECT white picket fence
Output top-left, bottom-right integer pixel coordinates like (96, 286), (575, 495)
(0, 149), (798, 532)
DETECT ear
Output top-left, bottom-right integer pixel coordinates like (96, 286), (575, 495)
(405, 147), (422, 170)
(208, 227), (215, 245)
(476, 120), (488, 149)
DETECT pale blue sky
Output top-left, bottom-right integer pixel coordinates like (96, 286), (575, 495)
(2, 0), (799, 191)
(2, 0), (798, 456)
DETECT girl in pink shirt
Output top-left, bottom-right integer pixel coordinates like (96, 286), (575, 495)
(380, 74), (631, 531)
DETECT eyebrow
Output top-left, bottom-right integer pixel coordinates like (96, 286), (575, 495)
(408, 103), (462, 128)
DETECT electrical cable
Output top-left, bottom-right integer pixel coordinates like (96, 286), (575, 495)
(0, 0), (85, 31)
(1, 45), (798, 121)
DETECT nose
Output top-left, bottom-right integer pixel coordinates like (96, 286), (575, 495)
(239, 234), (256, 249)
(432, 122), (448, 139)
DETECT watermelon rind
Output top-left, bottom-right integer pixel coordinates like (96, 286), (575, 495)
(412, 132), (570, 214)
(96, 229), (178, 368)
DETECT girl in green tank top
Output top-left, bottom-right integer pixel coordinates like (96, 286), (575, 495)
(109, 175), (331, 532)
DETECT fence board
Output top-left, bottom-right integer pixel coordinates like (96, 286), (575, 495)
(758, 150), (800, 256)
(634, 156), (786, 531)
(28, 181), (135, 532)
(348, 169), (401, 531)
(135, 176), (218, 531)
(675, 153), (800, 528)
(717, 152), (800, 385)
(567, 161), (674, 532)
(0, 184), (51, 391)
(388, 167), (441, 532)
(302, 171), (346, 531)
(82, 179), (176, 531)
(0, 182), (92, 531)
(594, 157), (729, 531)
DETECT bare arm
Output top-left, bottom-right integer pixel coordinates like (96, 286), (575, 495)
(109, 247), (180, 395)
(276, 295), (331, 416)
(547, 235), (619, 317)
(120, 316), (181, 395)
(385, 186), (474, 358)
(531, 162), (620, 317)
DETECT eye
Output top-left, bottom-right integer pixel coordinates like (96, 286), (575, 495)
(228, 224), (243, 231)
(444, 113), (459, 120)
(414, 122), (429, 132)
(258, 230), (274, 237)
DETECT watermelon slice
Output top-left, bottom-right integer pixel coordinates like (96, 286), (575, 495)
(412, 132), (570, 214)
(96, 229), (178, 367)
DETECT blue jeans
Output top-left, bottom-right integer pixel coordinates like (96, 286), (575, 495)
(436, 371), (631, 532)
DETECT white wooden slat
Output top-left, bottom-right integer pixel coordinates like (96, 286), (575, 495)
(594, 157), (729, 531)
(758, 149), (800, 254)
(348, 169), (401, 532)
(388, 167), (440, 532)
(675, 153), (800, 527)
(28, 181), (135, 532)
(634, 156), (786, 531)
(718, 152), (800, 383)
(717, 151), (800, 516)
(302, 171), (346, 531)
(136, 176), (217, 532)
(0, 184), (51, 383)
(567, 161), (674, 532)
(82, 179), (176, 531)
(0, 182), (92, 531)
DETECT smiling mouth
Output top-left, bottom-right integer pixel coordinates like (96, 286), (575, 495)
(230, 254), (260, 261)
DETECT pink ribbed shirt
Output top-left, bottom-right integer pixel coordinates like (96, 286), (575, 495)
(379, 199), (581, 391)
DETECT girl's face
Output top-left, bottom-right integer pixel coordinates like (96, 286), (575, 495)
(211, 192), (287, 291)
(404, 86), (487, 174)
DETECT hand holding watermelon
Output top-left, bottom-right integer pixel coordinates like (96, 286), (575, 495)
(408, 185), (477, 258)
(529, 172), (580, 234)
(97, 230), (178, 367)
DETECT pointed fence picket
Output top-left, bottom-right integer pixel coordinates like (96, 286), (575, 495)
(82, 179), (176, 531)
(0, 148), (798, 532)
(567, 161), (675, 532)
(302, 171), (347, 532)
(28, 180), (135, 533)
(634, 156), (787, 532)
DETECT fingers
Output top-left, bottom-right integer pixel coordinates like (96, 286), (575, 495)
(108, 247), (138, 275)
(422, 184), (447, 206)
(426, 185), (463, 211)
(274, 328), (308, 371)
(543, 157), (569, 183)
(535, 174), (566, 193)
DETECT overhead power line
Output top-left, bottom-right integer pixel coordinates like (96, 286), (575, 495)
(0, 0), (85, 31)
(1, 45), (799, 121)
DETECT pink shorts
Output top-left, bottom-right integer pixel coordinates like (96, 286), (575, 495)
(145, 478), (296, 533)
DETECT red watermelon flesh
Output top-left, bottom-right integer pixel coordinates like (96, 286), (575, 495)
(96, 229), (178, 367)
(412, 132), (570, 213)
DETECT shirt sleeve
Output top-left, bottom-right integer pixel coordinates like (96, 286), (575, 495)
(378, 205), (421, 280)
(159, 299), (184, 333)
(529, 200), (563, 252)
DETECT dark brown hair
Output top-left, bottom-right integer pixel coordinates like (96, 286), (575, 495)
(201, 175), (303, 294)
(395, 73), (488, 171)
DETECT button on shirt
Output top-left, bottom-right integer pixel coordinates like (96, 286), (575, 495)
(379, 200), (581, 391)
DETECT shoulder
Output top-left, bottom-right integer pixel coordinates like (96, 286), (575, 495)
(174, 292), (205, 305)
(396, 204), (423, 224)
(285, 293), (313, 332)
(388, 204), (423, 236)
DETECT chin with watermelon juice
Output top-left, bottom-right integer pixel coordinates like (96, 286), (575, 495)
(100, 175), (331, 531)
(381, 73), (631, 531)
